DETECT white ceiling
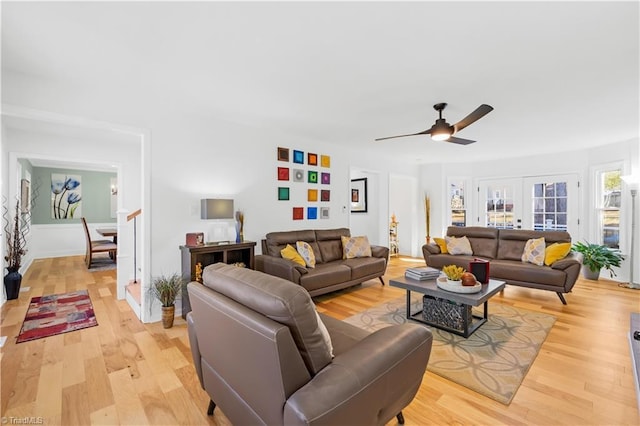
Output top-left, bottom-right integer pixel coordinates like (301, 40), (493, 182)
(2, 1), (638, 164)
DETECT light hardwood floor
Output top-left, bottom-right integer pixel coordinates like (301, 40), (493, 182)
(1, 255), (639, 425)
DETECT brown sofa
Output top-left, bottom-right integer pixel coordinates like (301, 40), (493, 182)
(256, 228), (389, 296)
(422, 226), (583, 304)
(187, 263), (433, 425)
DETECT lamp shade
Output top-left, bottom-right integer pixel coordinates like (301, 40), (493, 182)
(201, 199), (234, 219)
(621, 174), (640, 191)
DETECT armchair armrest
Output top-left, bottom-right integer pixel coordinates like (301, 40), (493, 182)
(255, 254), (307, 284)
(370, 244), (389, 259)
(284, 324), (432, 425)
(186, 312), (204, 389)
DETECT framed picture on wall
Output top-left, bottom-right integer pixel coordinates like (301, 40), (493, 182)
(350, 178), (367, 213)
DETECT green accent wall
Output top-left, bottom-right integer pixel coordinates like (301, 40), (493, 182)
(31, 167), (117, 224)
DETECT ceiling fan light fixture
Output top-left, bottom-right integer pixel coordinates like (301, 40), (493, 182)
(431, 131), (451, 141)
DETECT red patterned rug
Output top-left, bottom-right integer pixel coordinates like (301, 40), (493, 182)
(16, 290), (98, 343)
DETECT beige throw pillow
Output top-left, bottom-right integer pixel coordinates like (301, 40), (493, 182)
(315, 311), (334, 358)
(522, 237), (546, 266)
(445, 236), (473, 255)
(341, 235), (372, 259)
(296, 241), (316, 268)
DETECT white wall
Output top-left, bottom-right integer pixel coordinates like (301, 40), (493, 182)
(1, 70), (420, 316)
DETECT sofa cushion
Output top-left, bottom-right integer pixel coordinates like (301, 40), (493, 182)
(281, 244), (306, 267)
(544, 242), (572, 266)
(341, 256), (386, 280)
(445, 235), (473, 255)
(490, 259), (566, 288)
(296, 241), (317, 268)
(341, 235), (372, 259)
(202, 263), (332, 375)
(299, 263), (352, 293)
(265, 230), (320, 259)
(521, 237), (546, 266)
(315, 228), (350, 263)
(447, 226), (498, 258)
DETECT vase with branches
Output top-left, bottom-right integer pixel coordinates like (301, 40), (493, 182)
(3, 200), (27, 299)
(425, 195), (431, 244)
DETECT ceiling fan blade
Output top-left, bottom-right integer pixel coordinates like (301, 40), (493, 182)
(446, 136), (476, 145)
(374, 129), (431, 141)
(453, 104), (493, 133)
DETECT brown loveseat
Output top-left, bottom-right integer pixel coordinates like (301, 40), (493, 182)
(422, 226), (582, 304)
(256, 228), (389, 296)
(187, 263), (433, 425)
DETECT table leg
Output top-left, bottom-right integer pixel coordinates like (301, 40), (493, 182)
(406, 290), (411, 319)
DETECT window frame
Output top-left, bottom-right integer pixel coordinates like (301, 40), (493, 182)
(591, 161), (627, 252)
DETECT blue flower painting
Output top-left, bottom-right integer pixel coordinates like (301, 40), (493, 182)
(51, 174), (82, 219)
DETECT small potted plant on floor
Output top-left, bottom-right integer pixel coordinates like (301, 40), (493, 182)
(571, 241), (624, 280)
(149, 273), (185, 328)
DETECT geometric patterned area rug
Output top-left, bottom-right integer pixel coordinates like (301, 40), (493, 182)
(16, 290), (98, 343)
(343, 295), (555, 404)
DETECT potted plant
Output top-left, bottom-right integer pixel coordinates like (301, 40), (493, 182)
(571, 241), (624, 280)
(149, 273), (185, 328)
(3, 201), (27, 300)
(443, 264), (465, 285)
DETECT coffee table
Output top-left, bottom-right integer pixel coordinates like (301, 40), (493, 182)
(389, 275), (506, 338)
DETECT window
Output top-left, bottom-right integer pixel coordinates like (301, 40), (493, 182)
(532, 182), (568, 231)
(449, 179), (467, 227)
(485, 185), (515, 229)
(596, 168), (621, 249)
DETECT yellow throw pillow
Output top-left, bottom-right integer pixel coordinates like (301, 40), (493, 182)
(281, 244), (306, 267)
(434, 237), (448, 254)
(445, 236), (473, 255)
(341, 235), (372, 259)
(296, 241), (316, 268)
(544, 242), (571, 266)
(521, 237), (546, 266)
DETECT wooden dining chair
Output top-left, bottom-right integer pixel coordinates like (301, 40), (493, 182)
(81, 217), (117, 268)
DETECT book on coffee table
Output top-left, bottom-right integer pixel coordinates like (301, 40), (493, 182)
(405, 266), (441, 281)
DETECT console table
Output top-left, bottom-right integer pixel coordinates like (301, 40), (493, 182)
(180, 241), (256, 318)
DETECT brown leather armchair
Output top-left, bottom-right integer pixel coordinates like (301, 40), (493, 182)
(187, 263), (433, 425)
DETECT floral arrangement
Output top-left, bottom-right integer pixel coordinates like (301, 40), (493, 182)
(443, 264), (465, 281)
(235, 210), (244, 242)
(4, 201), (27, 271)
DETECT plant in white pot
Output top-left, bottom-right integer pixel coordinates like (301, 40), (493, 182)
(571, 241), (624, 280)
(149, 273), (185, 328)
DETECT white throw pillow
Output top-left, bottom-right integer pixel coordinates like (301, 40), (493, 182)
(315, 310), (334, 358)
(445, 236), (473, 255)
(521, 237), (546, 266)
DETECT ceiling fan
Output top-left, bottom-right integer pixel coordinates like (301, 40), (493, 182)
(375, 103), (494, 145)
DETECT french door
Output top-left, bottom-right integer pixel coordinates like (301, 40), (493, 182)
(478, 174), (579, 236)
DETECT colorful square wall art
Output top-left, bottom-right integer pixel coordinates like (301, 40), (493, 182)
(321, 172), (330, 185)
(308, 189), (318, 202)
(277, 167), (289, 181)
(320, 207), (330, 219)
(51, 174), (82, 219)
(293, 169), (305, 182)
(321, 190), (330, 202)
(308, 171), (318, 184)
(278, 187), (290, 201)
(320, 155), (331, 168)
(307, 207), (318, 220)
(308, 153), (318, 166)
(293, 207), (304, 220)
(277, 147), (289, 162)
(293, 150), (304, 164)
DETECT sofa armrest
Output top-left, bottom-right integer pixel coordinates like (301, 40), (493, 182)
(370, 245), (389, 259)
(255, 254), (307, 284)
(186, 311), (205, 390)
(423, 243), (440, 255)
(284, 324), (432, 425)
(551, 251), (582, 270)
